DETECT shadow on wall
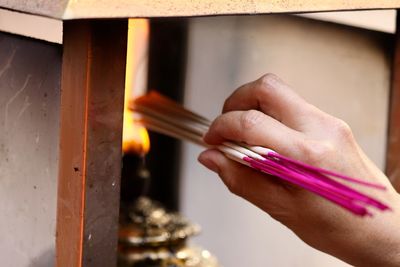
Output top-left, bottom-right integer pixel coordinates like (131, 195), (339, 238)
(28, 248), (54, 267)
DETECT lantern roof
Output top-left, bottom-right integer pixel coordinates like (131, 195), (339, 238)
(0, 0), (399, 20)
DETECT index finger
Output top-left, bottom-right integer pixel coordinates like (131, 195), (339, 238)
(204, 109), (304, 158)
(223, 73), (318, 132)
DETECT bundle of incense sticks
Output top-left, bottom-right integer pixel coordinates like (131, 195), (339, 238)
(131, 92), (390, 217)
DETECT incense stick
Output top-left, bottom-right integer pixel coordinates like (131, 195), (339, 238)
(130, 92), (390, 216)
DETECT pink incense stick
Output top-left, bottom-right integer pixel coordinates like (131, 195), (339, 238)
(244, 157), (373, 216)
(274, 157), (390, 211)
(267, 152), (386, 190)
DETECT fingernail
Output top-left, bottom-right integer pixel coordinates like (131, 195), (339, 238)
(198, 150), (219, 173)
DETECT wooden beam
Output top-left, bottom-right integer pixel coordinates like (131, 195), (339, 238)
(56, 19), (127, 267)
(387, 12), (400, 191)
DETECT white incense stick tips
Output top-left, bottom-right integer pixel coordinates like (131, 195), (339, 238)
(243, 144), (274, 156)
(217, 145), (251, 167)
(223, 142), (265, 161)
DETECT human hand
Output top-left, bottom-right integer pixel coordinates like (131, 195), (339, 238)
(198, 74), (400, 267)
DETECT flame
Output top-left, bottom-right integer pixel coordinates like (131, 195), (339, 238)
(123, 19), (150, 155)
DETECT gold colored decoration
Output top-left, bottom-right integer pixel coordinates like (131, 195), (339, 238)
(118, 197), (220, 267)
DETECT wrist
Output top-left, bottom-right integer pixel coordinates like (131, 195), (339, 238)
(353, 193), (400, 267)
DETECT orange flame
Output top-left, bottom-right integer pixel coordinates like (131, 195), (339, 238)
(123, 19), (150, 155)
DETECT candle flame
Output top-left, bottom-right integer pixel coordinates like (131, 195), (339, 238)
(123, 19), (150, 155)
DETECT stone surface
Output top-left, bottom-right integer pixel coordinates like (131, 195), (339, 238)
(0, 32), (61, 266)
(0, 0), (400, 19)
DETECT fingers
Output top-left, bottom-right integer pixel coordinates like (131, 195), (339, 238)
(198, 149), (294, 216)
(203, 109), (304, 156)
(223, 73), (318, 131)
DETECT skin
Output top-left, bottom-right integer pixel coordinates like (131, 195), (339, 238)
(198, 73), (400, 267)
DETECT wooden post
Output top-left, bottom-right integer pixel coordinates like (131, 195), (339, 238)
(387, 12), (400, 191)
(56, 20), (127, 267)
